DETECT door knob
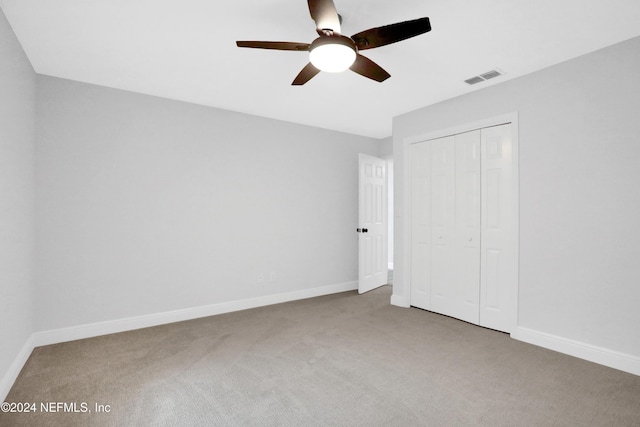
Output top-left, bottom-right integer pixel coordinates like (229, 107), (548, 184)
(357, 228), (362, 233)
(362, 228), (368, 233)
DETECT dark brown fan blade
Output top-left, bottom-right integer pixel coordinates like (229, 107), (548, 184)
(292, 63), (321, 85)
(236, 41), (310, 51)
(349, 54), (390, 82)
(307, 0), (341, 34)
(351, 17), (431, 50)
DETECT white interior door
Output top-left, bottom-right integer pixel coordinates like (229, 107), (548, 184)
(358, 154), (388, 294)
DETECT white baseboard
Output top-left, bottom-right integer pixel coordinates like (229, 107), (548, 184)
(0, 335), (36, 402)
(512, 327), (640, 377)
(32, 281), (358, 347)
(1, 281), (357, 400)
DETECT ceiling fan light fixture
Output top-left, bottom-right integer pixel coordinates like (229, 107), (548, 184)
(309, 36), (356, 73)
(236, 0), (432, 86)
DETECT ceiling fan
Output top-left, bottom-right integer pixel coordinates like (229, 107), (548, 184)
(236, 0), (431, 85)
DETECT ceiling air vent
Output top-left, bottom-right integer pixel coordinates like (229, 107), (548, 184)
(464, 76), (485, 85)
(480, 69), (501, 80)
(464, 69), (503, 85)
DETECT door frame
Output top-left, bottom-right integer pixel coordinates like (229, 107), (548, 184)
(395, 112), (520, 332)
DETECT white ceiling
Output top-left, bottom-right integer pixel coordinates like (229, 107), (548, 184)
(2, 0), (640, 138)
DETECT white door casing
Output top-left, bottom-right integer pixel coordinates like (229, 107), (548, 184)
(358, 154), (388, 294)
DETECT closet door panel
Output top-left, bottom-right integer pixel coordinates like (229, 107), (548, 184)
(429, 137), (456, 318)
(454, 131), (481, 324)
(480, 124), (515, 332)
(410, 142), (431, 309)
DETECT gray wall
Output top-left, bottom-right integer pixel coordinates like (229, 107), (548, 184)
(393, 36), (640, 358)
(378, 136), (393, 158)
(0, 9), (36, 388)
(35, 76), (380, 330)
(378, 136), (394, 268)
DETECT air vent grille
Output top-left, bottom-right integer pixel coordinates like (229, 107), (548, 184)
(464, 76), (484, 85)
(480, 70), (501, 80)
(464, 69), (503, 85)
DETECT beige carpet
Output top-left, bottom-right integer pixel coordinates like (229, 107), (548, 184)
(2, 286), (640, 426)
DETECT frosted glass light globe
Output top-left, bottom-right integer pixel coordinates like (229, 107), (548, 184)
(309, 38), (356, 73)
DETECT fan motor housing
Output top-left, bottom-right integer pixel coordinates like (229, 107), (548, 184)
(310, 34), (357, 52)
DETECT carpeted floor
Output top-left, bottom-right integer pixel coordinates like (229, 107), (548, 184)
(2, 285), (640, 426)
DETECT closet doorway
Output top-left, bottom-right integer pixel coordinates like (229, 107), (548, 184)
(409, 121), (518, 333)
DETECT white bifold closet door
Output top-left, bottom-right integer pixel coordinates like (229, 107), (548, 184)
(479, 125), (516, 331)
(410, 124), (515, 333)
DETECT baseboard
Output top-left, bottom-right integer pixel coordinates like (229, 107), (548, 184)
(33, 281), (358, 347)
(1, 281), (357, 401)
(0, 335), (37, 402)
(512, 327), (640, 376)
